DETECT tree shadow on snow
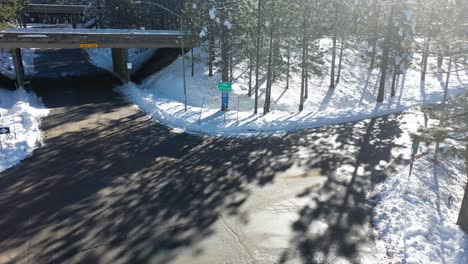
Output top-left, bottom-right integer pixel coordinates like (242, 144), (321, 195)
(0, 48), (409, 263)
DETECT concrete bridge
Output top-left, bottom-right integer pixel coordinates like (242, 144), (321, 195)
(0, 28), (185, 86)
(24, 4), (87, 29)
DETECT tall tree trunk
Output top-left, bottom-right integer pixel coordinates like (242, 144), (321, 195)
(220, 9), (229, 82)
(254, 0), (262, 114)
(437, 54), (444, 73)
(299, 9), (307, 112)
(336, 39), (345, 84)
(457, 144), (468, 232)
(264, 33), (273, 114)
(191, 48), (195, 77)
(369, 39), (377, 70)
(391, 64), (400, 98)
(421, 37), (430, 81)
(443, 56), (453, 104)
(330, 32), (337, 89)
(248, 51), (253, 97)
(286, 44), (290, 90)
(208, 27), (215, 77)
(305, 44), (309, 99)
(377, 6), (395, 103)
(230, 51), (233, 82)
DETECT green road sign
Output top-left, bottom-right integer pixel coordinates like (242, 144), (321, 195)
(218, 82), (232, 92)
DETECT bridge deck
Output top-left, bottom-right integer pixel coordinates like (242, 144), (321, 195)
(0, 28), (185, 49)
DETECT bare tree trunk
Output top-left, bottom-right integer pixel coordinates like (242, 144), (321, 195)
(369, 39), (378, 70)
(336, 39), (345, 84)
(443, 56), (453, 104)
(458, 181), (468, 232)
(208, 28), (215, 77)
(421, 37), (430, 81)
(248, 51), (253, 97)
(391, 64), (399, 98)
(330, 32), (337, 89)
(264, 21), (274, 114)
(457, 144), (468, 232)
(254, 0), (262, 114)
(191, 48), (195, 77)
(305, 44), (309, 100)
(286, 44), (290, 90)
(437, 54), (444, 73)
(299, 14), (307, 112)
(377, 6), (395, 103)
(220, 11), (229, 82)
(230, 51), (233, 82)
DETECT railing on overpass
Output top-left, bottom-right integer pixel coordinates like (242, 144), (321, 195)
(27, 4), (86, 15)
(0, 28), (185, 49)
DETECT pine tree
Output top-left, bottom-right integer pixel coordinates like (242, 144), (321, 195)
(0, 0), (29, 28)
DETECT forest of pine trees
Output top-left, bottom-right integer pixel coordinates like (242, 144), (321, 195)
(181, 0), (467, 112)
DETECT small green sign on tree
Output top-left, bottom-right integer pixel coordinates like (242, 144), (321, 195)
(218, 82), (232, 92)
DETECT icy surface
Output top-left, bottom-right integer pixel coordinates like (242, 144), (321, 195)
(117, 39), (467, 136)
(374, 153), (468, 264)
(0, 88), (49, 173)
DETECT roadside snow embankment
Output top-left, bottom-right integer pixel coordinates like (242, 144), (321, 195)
(117, 40), (467, 136)
(0, 88), (49, 173)
(374, 152), (468, 264)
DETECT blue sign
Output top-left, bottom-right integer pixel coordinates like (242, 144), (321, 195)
(0, 127), (10, 135)
(221, 92), (229, 111)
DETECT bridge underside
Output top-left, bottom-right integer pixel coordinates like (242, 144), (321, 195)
(0, 28), (185, 87)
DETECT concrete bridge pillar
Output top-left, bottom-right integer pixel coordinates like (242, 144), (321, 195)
(111, 48), (130, 83)
(72, 15), (79, 29)
(11, 48), (25, 88)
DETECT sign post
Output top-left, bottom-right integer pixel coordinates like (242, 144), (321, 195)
(218, 82), (232, 111)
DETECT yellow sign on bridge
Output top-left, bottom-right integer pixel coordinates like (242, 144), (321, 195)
(80, 43), (99, 49)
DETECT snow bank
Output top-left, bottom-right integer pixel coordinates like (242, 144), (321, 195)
(374, 153), (468, 264)
(86, 48), (158, 73)
(0, 49), (38, 79)
(0, 88), (49, 173)
(117, 39), (467, 136)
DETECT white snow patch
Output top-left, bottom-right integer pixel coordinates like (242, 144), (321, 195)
(116, 39), (467, 137)
(0, 88), (49, 173)
(374, 154), (468, 264)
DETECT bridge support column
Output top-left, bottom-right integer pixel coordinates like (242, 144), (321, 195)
(112, 48), (130, 83)
(72, 15), (78, 29)
(11, 48), (25, 88)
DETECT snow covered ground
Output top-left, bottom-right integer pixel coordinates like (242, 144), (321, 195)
(0, 49), (38, 80)
(116, 39), (467, 136)
(373, 150), (467, 264)
(0, 88), (49, 173)
(86, 48), (158, 74)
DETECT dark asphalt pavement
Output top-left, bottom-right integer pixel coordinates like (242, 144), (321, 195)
(0, 49), (409, 264)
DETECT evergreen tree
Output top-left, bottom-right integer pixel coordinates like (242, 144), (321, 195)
(0, 0), (29, 28)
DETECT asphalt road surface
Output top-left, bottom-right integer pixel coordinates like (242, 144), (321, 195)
(0, 49), (409, 264)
